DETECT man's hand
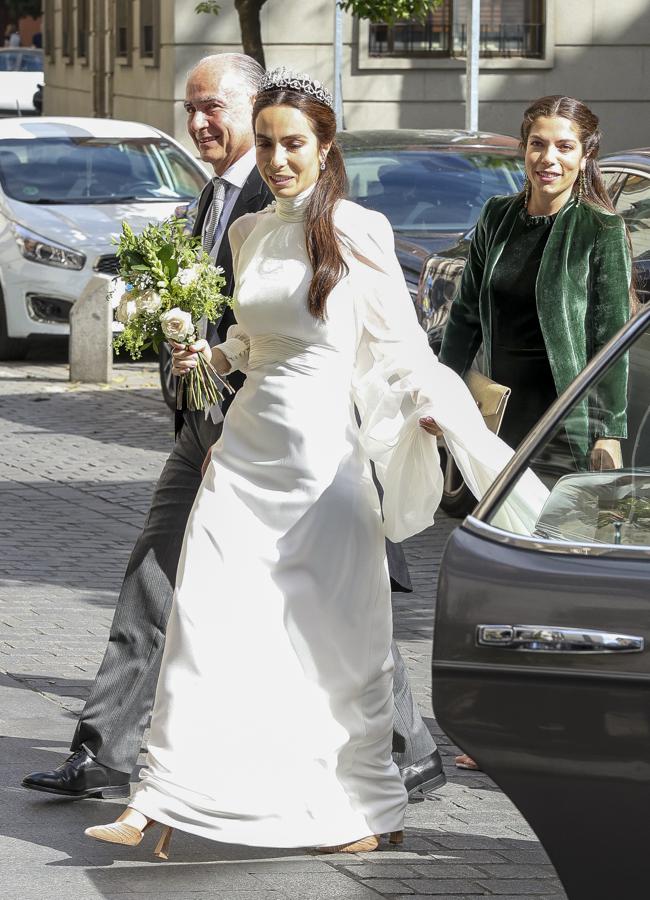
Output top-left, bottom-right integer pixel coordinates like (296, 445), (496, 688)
(419, 415), (443, 437)
(201, 447), (214, 479)
(590, 438), (623, 471)
(170, 339), (211, 376)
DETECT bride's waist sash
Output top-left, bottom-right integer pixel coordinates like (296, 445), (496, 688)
(247, 333), (344, 374)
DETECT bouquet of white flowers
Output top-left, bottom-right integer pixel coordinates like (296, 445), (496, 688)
(112, 217), (233, 412)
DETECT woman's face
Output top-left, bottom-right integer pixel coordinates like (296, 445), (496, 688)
(255, 105), (329, 198)
(524, 115), (586, 205)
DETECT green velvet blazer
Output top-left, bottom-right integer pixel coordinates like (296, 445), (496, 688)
(438, 194), (631, 457)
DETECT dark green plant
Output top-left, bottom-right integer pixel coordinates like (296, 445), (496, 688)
(5, 1), (42, 20)
(337, 0), (441, 25)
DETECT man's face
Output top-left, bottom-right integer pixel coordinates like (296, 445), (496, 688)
(184, 65), (255, 175)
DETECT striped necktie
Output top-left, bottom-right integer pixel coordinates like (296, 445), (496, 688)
(202, 176), (227, 252)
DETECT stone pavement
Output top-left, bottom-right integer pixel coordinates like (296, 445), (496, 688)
(0, 360), (567, 900)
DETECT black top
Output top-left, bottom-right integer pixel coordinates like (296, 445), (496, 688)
(489, 206), (561, 451)
(491, 206), (556, 351)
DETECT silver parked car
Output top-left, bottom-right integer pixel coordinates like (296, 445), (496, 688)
(0, 117), (208, 359)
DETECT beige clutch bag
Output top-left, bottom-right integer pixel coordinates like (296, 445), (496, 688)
(465, 370), (511, 435)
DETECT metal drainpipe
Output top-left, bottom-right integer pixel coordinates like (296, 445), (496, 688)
(465, 0), (480, 133)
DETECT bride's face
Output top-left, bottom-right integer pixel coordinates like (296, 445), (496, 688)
(255, 105), (328, 198)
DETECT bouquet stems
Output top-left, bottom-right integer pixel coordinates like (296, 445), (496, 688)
(177, 352), (235, 413)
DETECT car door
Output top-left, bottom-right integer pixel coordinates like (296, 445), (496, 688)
(432, 305), (650, 900)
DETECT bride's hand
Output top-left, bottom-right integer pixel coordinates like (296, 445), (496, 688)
(170, 339), (211, 376)
(419, 415), (443, 437)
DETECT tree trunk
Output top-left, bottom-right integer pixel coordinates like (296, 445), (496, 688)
(234, 0), (269, 69)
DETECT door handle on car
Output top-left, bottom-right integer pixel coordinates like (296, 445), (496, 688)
(476, 624), (644, 653)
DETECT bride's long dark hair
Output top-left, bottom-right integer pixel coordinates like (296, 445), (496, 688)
(252, 90), (349, 320)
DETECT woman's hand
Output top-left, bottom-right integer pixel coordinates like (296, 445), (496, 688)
(590, 438), (623, 471)
(419, 415), (443, 437)
(170, 339), (211, 376)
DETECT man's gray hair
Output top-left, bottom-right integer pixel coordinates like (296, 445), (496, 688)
(188, 53), (264, 97)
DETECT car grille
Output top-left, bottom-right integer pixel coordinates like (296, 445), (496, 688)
(94, 254), (120, 275)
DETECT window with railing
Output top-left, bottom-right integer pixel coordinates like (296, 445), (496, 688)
(369, 0), (545, 60)
(61, 0), (74, 60)
(77, 0), (90, 62)
(140, 0), (160, 64)
(115, 0), (132, 61)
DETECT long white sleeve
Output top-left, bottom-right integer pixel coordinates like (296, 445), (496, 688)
(336, 202), (547, 541)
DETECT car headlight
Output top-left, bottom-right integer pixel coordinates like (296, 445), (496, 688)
(12, 223), (86, 270)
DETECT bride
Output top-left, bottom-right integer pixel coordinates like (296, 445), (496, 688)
(85, 69), (544, 859)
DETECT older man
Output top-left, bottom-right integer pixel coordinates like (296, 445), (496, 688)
(22, 53), (443, 801)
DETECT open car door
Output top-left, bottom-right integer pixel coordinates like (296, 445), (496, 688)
(433, 305), (650, 900)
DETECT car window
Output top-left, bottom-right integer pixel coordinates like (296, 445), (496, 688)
(485, 319), (650, 548)
(601, 170), (625, 202)
(344, 150), (524, 234)
(615, 174), (650, 261)
(0, 137), (205, 204)
(0, 52), (20, 71)
(19, 52), (43, 72)
(154, 142), (205, 198)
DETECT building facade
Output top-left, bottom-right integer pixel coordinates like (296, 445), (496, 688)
(43, 0), (650, 154)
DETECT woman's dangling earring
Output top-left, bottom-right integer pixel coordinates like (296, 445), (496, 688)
(523, 174), (530, 207)
(320, 157), (326, 171)
(576, 170), (586, 205)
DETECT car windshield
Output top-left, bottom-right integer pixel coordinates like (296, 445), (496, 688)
(0, 51), (43, 71)
(0, 137), (205, 204)
(344, 150), (525, 233)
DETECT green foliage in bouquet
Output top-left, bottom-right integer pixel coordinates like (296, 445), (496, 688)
(112, 217), (230, 359)
(111, 217), (233, 413)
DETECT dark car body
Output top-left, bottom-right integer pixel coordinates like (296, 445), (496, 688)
(433, 304), (650, 899)
(417, 148), (650, 351)
(338, 129), (523, 302)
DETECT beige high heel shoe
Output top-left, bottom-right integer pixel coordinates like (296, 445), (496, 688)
(317, 830), (404, 854)
(85, 818), (174, 860)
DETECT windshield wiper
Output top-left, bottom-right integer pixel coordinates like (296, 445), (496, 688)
(18, 197), (89, 205)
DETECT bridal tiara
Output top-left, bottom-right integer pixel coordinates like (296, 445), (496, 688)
(258, 67), (334, 110)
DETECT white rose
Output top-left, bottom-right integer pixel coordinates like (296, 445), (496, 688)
(175, 264), (202, 287)
(160, 307), (194, 343)
(136, 288), (162, 314)
(115, 293), (137, 324)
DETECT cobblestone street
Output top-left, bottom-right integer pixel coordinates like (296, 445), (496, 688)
(0, 360), (566, 900)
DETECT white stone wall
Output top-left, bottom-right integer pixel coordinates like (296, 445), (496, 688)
(44, 0), (650, 154)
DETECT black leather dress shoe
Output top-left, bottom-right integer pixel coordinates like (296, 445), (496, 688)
(400, 749), (447, 799)
(22, 749), (130, 800)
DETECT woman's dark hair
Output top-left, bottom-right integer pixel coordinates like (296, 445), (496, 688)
(521, 95), (637, 310)
(252, 89), (348, 320)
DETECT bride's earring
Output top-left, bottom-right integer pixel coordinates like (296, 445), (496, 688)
(320, 156), (326, 171)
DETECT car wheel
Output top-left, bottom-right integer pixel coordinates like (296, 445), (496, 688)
(0, 291), (27, 361)
(159, 343), (178, 411)
(439, 443), (477, 518)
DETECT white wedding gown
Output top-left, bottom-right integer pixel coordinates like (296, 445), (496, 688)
(131, 190), (546, 848)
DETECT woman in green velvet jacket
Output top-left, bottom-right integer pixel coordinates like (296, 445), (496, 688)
(439, 95), (633, 471)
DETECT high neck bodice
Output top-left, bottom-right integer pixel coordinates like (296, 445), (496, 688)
(275, 184), (316, 223)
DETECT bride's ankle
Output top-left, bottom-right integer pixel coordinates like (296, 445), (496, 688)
(116, 807), (149, 831)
